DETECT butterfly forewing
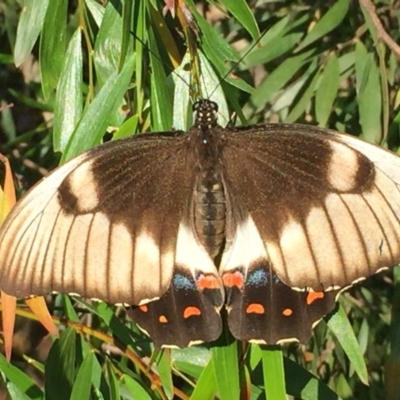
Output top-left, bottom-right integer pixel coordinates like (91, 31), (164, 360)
(220, 124), (400, 289)
(0, 132), (202, 305)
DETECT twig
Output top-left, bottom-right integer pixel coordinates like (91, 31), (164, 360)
(359, 0), (400, 59)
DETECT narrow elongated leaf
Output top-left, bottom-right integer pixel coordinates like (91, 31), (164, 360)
(124, 375), (152, 400)
(286, 69), (321, 123)
(261, 346), (286, 400)
(105, 360), (120, 400)
(45, 328), (78, 400)
(84, 0), (105, 27)
(355, 44), (382, 143)
(156, 351), (173, 399)
(284, 358), (340, 399)
(70, 352), (94, 400)
(211, 340), (239, 400)
(148, 28), (173, 132)
(62, 54), (136, 161)
(296, 0), (349, 52)
(251, 49), (314, 107)
(326, 305), (368, 385)
(315, 54), (340, 127)
(14, 0), (49, 66)
(0, 353), (43, 400)
(190, 358), (218, 400)
(39, 0), (67, 99)
(25, 296), (58, 336)
(93, 1), (124, 84)
(219, 0), (259, 41)
(53, 28), (83, 152)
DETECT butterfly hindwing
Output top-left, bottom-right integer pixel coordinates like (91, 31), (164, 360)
(128, 265), (224, 348)
(224, 261), (338, 343)
(127, 219), (225, 348)
(219, 212), (339, 343)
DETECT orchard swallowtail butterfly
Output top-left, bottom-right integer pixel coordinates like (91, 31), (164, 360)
(0, 99), (399, 348)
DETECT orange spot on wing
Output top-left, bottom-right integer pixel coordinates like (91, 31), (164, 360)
(282, 308), (293, 317)
(198, 274), (221, 290)
(159, 315), (168, 323)
(222, 272), (244, 289)
(139, 304), (148, 312)
(246, 303), (265, 315)
(184, 306), (201, 318)
(306, 291), (324, 305)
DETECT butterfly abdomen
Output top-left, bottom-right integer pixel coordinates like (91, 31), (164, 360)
(194, 175), (226, 259)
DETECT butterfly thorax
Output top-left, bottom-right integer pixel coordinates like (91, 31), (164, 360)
(190, 100), (227, 259)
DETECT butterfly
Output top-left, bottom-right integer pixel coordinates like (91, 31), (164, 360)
(0, 98), (399, 348)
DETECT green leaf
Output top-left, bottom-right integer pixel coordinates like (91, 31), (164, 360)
(251, 49), (314, 108)
(326, 305), (368, 385)
(14, 0), (49, 66)
(198, 52), (229, 125)
(286, 68), (321, 123)
(105, 360), (120, 400)
(211, 340), (240, 400)
(82, 300), (139, 349)
(385, 267), (400, 400)
(39, 0), (67, 99)
(284, 358), (341, 399)
(156, 351), (173, 399)
(355, 42), (382, 143)
(296, 0), (350, 52)
(148, 27), (173, 131)
(62, 294), (80, 322)
(315, 54), (340, 127)
(219, 0), (259, 41)
(123, 375), (152, 400)
(45, 328), (78, 400)
(113, 115), (139, 140)
(243, 14), (311, 68)
(85, 0), (105, 27)
(261, 346), (286, 400)
(172, 51), (229, 130)
(245, 31), (303, 67)
(93, 1), (124, 84)
(172, 53), (192, 131)
(191, 358), (218, 400)
(53, 28), (83, 152)
(185, 0), (253, 95)
(0, 353), (43, 400)
(70, 352), (94, 400)
(62, 53), (136, 161)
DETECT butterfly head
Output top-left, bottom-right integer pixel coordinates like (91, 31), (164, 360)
(193, 99), (219, 131)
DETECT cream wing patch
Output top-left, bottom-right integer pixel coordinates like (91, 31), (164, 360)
(326, 141), (361, 192)
(220, 214), (267, 274)
(266, 165), (400, 290)
(175, 222), (219, 275)
(66, 161), (100, 212)
(132, 231), (174, 305)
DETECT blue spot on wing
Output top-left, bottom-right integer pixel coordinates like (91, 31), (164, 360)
(246, 269), (269, 286)
(246, 269), (281, 286)
(173, 273), (197, 290)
